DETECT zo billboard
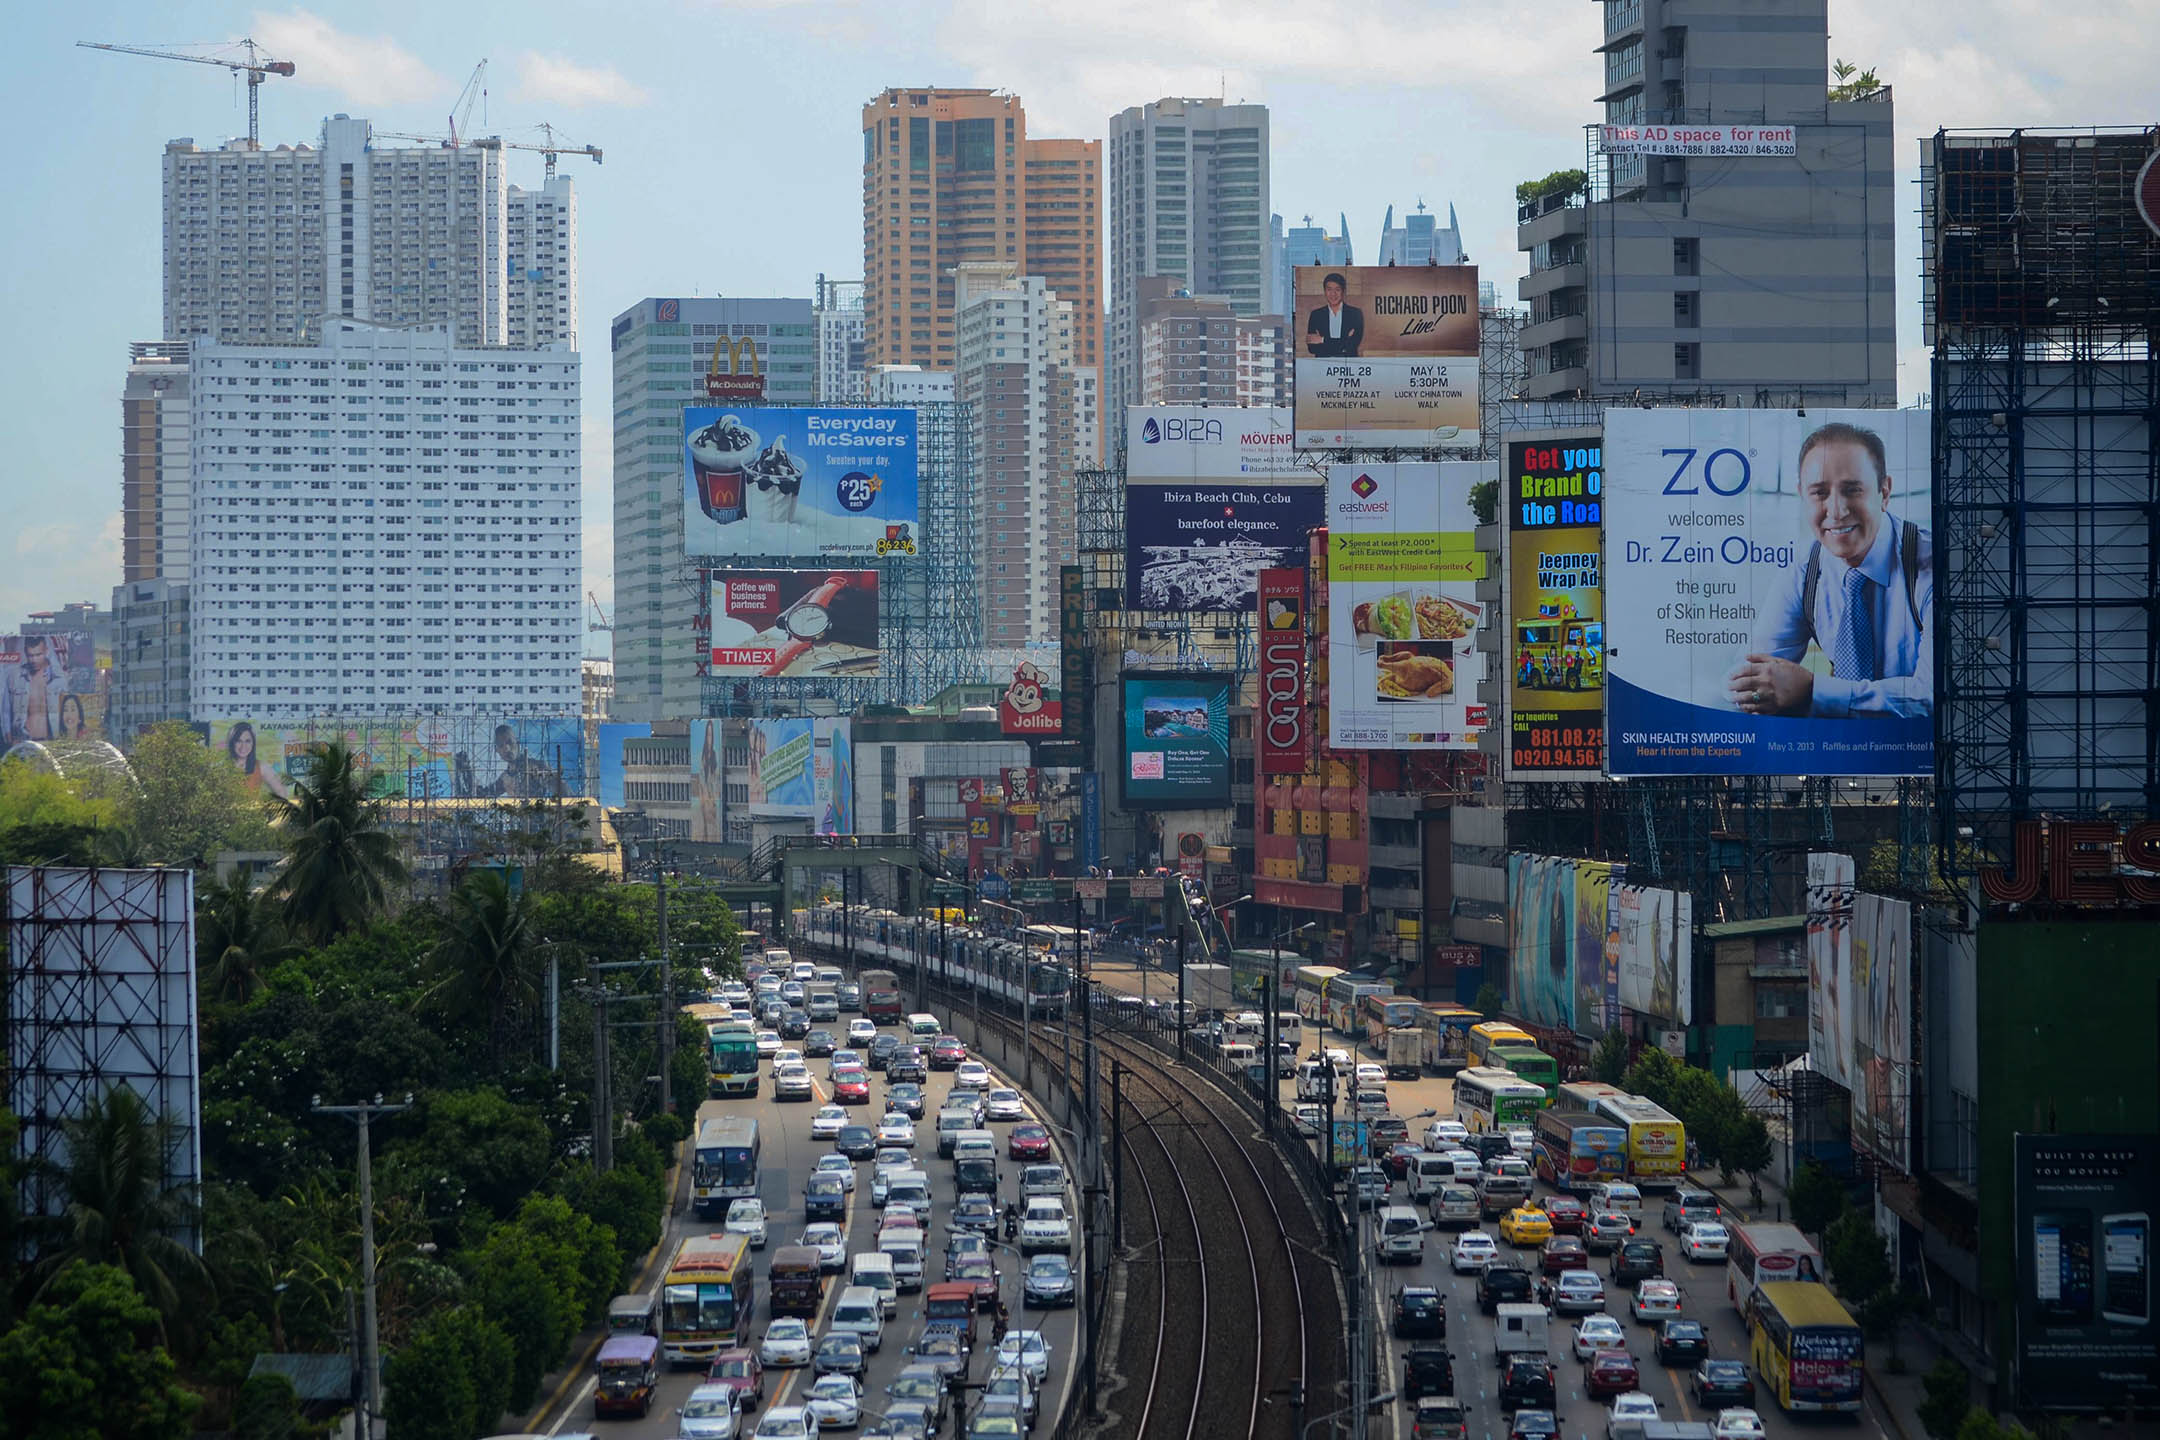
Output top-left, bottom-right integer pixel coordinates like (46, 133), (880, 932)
(683, 406), (919, 560)
(1603, 410), (1933, 777)
(1293, 264), (1480, 449)
(707, 570), (881, 678)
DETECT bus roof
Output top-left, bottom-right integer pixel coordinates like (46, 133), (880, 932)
(696, 1116), (758, 1148)
(1457, 1067), (1548, 1095)
(1758, 1281), (1859, 1329)
(1597, 1094), (1682, 1125)
(1293, 964), (1347, 985)
(1470, 1020), (1534, 1038)
(1735, 1222), (1817, 1251)
(668, 1232), (750, 1278)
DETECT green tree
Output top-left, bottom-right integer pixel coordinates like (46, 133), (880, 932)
(1829, 59), (1883, 101)
(198, 871), (299, 1008)
(233, 1371), (301, 1440)
(0, 1262), (199, 1440)
(463, 1194), (621, 1410)
(1590, 1027), (1630, 1084)
(1825, 1207), (1894, 1304)
(1620, 1048), (1682, 1111)
(0, 755), (117, 865)
(29, 1085), (210, 1331)
(383, 1305), (515, 1440)
(402, 1087), (554, 1223)
(126, 721), (275, 865)
(1515, 167), (1588, 208)
(558, 1160), (664, 1271)
(1789, 1160), (1848, 1239)
(1469, 479), (1500, 528)
(1917, 1355), (1973, 1440)
(1474, 982), (1505, 1020)
(669, 1011), (710, 1119)
(270, 740), (410, 945)
(1953, 1410), (2029, 1440)
(1725, 1111), (1774, 1181)
(432, 870), (540, 1066)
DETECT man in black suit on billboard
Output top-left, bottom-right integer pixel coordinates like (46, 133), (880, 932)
(1304, 272), (1365, 357)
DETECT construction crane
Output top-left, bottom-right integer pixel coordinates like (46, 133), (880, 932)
(587, 591), (613, 634)
(371, 128), (601, 181)
(447, 60), (487, 146)
(518, 122), (602, 182)
(79, 38), (295, 147)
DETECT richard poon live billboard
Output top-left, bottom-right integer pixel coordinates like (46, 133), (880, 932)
(1293, 265), (1480, 449)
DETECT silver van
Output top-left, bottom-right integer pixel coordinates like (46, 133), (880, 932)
(1406, 1153), (1457, 1202)
(829, 1284), (887, 1352)
(849, 1251), (898, 1317)
(1427, 1183), (1481, 1230)
(935, 1107), (977, 1158)
(1376, 1204), (1428, 1264)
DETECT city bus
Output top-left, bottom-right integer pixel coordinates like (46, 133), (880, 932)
(1467, 1021), (1538, 1068)
(1749, 1281), (1863, 1413)
(709, 1021), (761, 1099)
(1324, 973), (1387, 1035)
(1414, 1003), (1482, 1073)
(1453, 1066), (1549, 1135)
(691, 1116), (760, 1218)
(1293, 966), (1347, 1028)
(1557, 1079), (1629, 1114)
(660, 1232), (755, 1366)
(1588, 1092), (1687, 1188)
(1534, 1107), (1630, 1192)
(860, 968), (903, 1023)
(1487, 1044), (1560, 1100)
(1728, 1222), (1825, 1316)
(1361, 993), (1425, 1051)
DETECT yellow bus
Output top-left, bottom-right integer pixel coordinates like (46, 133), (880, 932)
(1749, 1281), (1863, 1413)
(659, 1233), (754, 1367)
(1467, 1021), (1537, 1068)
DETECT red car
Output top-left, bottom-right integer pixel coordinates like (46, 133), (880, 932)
(705, 1348), (765, 1410)
(1585, 1349), (1640, 1399)
(1541, 1236), (1589, 1275)
(832, 1068), (871, 1105)
(1542, 1195), (1587, 1234)
(1008, 1122), (1053, 1160)
(930, 1036), (968, 1069)
(952, 1253), (1000, 1309)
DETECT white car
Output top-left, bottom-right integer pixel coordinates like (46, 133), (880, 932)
(995, 1329), (1052, 1386)
(1422, 1119), (1470, 1150)
(1294, 1104), (1325, 1138)
(1573, 1314), (1629, 1360)
(814, 1153), (857, 1192)
(1020, 1164), (1067, 1199)
(1354, 1062), (1387, 1089)
(1554, 1269), (1608, 1314)
(803, 1374), (860, 1430)
(721, 981), (752, 1004)
(983, 1088), (1028, 1122)
(799, 1222), (846, 1270)
(755, 1030), (783, 1057)
(1451, 1231), (1498, 1273)
(677, 1383), (743, 1440)
(848, 1019), (878, 1044)
(773, 1066), (813, 1101)
(1504, 1126), (1536, 1158)
(830, 1049), (863, 1071)
(1681, 1221), (1731, 1262)
(751, 1405), (816, 1440)
(759, 1317), (813, 1368)
(775, 1047), (805, 1070)
(1712, 1409), (1767, 1440)
(1019, 1197), (1072, 1254)
(1630, 1278), (1683, 1323)
(1606, 1392), (1661, 1440)
(726, 1197), (769, 1248)
(876, 1114), (917, 1148)
(954, 1060), (993, 1091)
(810, 1105), (849, 1141)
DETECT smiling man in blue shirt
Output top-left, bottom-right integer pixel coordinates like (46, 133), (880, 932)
(1728, 421), (1933, 719)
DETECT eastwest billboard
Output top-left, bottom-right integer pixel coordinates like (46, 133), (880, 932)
(1505, 436), (1605, 779)
(1293, 266), (1480, 449)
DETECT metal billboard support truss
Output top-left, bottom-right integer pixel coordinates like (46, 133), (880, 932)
(6, 866), (201, 1247)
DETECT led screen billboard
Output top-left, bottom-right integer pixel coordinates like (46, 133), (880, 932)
(2014, 1134), (2160, 1410)
(206, 717), (583, 801)
(1120, 672), (1232, 808)
(597, 722), (651, 810)
(707, 570), (881, 678)
(1124, 481), (1323, 612)
(683, 406), (919, 560)
(1604, 410), (1933, 777)
(1505, 437), (1605, 779)
(1293, 265), (1480, 449)
(689, 719), (724, 841)
(1325, 462), (1488, 750)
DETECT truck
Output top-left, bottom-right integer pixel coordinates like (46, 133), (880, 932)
(1179, 962), (1235, 1019)
(1492, 1301), (1549, 1369)
(1385, 1029), (1423, 1081)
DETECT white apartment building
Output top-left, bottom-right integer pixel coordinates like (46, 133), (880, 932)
(507, 175), (580, 348)
(163, 116), (578, 349)
(863, 364), (955, 405)
(814, 279), (867, 403)
(122, 342), (192, 583)
(188, 321), (581, 723)
(954, 266), (1098, 647)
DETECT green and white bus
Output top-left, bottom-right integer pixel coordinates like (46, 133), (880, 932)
(1453, 1066), (1549, 1135)
(709, 1020), (761, 1099)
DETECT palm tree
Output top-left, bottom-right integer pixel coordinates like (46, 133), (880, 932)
(30, 1084), (210, 1331)
(197, 871), (298, 1006)
(433, 869), (540, 1065)
(269, 740), (408, 945)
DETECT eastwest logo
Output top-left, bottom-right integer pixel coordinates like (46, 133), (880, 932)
(1351, 473), (1379, 499)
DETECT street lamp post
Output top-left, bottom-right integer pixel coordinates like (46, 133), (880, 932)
(313, 1093), (413, 1440)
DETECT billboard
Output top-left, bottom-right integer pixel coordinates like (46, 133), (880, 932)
(1293, 264), (1480, 449)
(1120, 672), (1232, 808)
(1600, 123), (1796, 157)
(206, 717), (583, 802)
(1256, 567), (1309, 776)
(688, 719), (725, 842)
(1613, 883), (1693, 1026)
(1124, 480), (1324, 611)
(683, 406), (919, 560)
(707, 570), (881, 678)
(1, 631), (103, 745)
(1604, 410), (1933, 777)
(2014, 1134), (2160, 1410)
(999, 662), (1062, 736)
(1325, 462), (1489, 750)
(1505, 437), (1605, 779)
(1806, 853), (1858, 1090)
(1848, 892), (1911, 1169)
(746, 718), (852, 833)
(1507, 853), (1609, 1033)
(596, 722), (650, 810)
(1126, 406), (1305, 479)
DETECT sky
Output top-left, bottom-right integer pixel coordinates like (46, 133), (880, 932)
(2, 1), (2152, 650)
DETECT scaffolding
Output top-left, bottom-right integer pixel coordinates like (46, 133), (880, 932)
(1926, 129), (2160, 872)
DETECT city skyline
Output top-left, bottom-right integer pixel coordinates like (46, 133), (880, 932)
(2, 0), (2141, 630)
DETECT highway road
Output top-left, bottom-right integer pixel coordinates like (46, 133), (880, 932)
(546, 995), (1082, 1440)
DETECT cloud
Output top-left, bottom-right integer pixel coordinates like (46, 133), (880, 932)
(251, 9), (445, 105)
(512, 53), (650, 110)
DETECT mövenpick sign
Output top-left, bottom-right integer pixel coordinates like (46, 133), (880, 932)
(1257, 567), (1308, 776)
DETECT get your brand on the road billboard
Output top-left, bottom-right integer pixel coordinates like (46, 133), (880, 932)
(1505, 436), (1606, 780)
(1604, 409), (1933, 777)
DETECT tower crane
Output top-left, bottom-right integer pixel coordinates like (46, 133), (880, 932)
(78, 38), (295, 147)
(518, 123), (602, 182)
(587, 592), (614, 634)
(370, 129), (602, 181)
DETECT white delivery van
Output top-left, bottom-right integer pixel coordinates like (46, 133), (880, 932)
(906, 1013), (942, 1042)
(877, 1231), (925, 1291)
(829, 1285), (887, 1352)
(849, 1252), (898, 1317)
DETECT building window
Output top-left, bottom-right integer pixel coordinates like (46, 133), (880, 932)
(1674, 343), (1700, 381)
(1673, 292), (1697, 328)
(1754, 982), (1803, 1020)
(1673, 238), (1699, 276)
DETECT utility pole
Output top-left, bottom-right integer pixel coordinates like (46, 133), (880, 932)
(656, 854), (673, 1118)
(1110, 1061), (1123, 1244)
(1262, 974), (1278, 1132)
(313, 1094), (412, 1440)
(1176, 922), (1188, 1062)
(593, 986), (614, 1172)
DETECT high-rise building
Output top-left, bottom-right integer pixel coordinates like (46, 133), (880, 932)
(953, 264), (1097, 647)
(1516, 0), (1894, 402)
(187, 320), (581, 722)
(108, 579), (191, 739)
(1377, 201), (1467, 266)
(609, 296), (816, 723)
(1132, 276), (1288, 409)
(506, 175), (581, 348)
(162, 117), (578, 348)
(122, 342), (192, 584)
(814, 277), (867, 403)
(1106, 98), (1271, 421)
(859, 88), (1101, 376)
(1276, 213), (1352, 341)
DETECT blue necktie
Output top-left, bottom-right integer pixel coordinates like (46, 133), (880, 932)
(1832, 569), (1876, 681)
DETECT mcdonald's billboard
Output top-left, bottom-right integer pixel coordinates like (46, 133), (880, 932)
(683, 406), (921, 560)
(705, 334), (767, 401)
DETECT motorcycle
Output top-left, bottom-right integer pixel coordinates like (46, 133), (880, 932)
(1004, 1204), (1019, 1242)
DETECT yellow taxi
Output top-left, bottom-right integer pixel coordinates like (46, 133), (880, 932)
(1498, 1205), (1554, 1247)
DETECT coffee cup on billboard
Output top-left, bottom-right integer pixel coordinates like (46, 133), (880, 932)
(689, 414), (760, 525)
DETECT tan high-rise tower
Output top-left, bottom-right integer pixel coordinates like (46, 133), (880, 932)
(860, 88), (1100, 374)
